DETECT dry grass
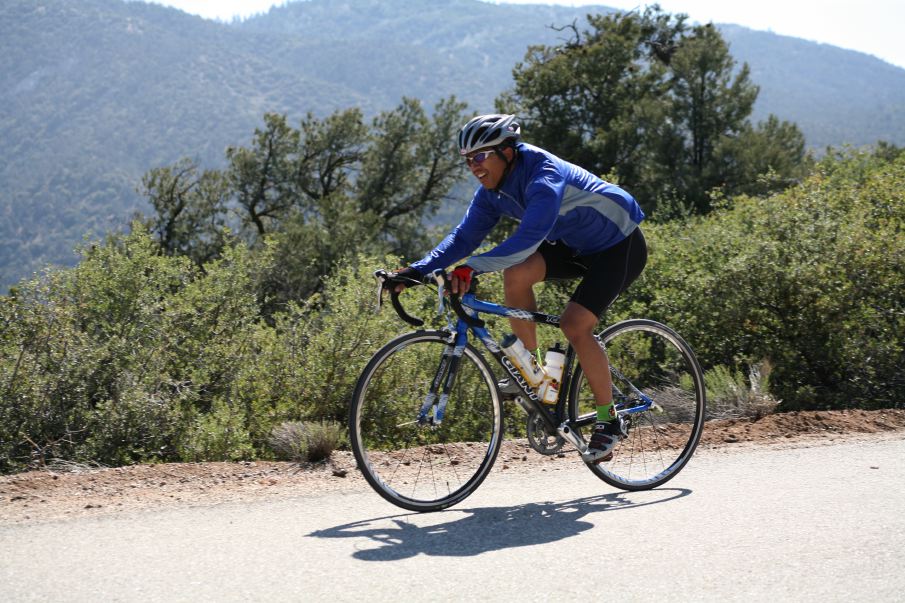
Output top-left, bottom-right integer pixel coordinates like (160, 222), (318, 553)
(267, 421), (346, 463)
(706, 360), (780, 420)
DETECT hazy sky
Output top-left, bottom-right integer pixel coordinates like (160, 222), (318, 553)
(147, 0), (905, 69)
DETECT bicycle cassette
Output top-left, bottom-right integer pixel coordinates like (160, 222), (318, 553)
(526, 411), (565, 455)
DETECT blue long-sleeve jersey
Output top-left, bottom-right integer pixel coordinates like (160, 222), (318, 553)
(412, 142), (645, 275)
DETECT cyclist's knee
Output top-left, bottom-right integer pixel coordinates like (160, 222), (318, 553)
(503, 253), (545, 290)
(560, 303), (598, 342)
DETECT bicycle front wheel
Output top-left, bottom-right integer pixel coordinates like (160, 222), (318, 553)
(569, 319), (706, 490)
(350, 330), (503, 512)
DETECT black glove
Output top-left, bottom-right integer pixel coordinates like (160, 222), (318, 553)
(390, 266), (424, 288)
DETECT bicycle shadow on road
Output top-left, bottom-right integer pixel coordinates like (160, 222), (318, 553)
(309, 488), (690, 561)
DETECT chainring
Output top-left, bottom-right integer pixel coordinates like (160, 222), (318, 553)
(525, 411), (565, 455)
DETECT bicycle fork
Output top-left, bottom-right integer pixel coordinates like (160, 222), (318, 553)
(417, 343), (465, 426)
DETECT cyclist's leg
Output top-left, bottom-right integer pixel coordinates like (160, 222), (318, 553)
(561, 302), (612, 411)
(499, 244), (584, 397)
(502, 252), (545, 350)
(561, 304), (623, 461)
(504, 242), (587, 351)
(562, 228), (648, 459)
(566, 226), (648, 339)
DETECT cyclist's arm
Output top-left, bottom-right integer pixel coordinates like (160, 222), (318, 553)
(467, 165), (564, 274)
(410, 192), (500, 275)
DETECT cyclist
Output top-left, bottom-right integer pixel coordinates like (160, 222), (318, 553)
(394, 114), (647, 462)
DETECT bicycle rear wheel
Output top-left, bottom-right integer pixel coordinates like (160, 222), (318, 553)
(569, 319), (705, 490)
(350, 330), (503, 512)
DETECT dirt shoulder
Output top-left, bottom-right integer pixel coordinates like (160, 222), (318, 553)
(2, 409), (903, 525)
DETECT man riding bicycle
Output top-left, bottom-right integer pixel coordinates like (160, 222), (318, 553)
(395, 114), (647, 461)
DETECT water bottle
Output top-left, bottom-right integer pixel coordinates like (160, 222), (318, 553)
(500, 334), (544, 388)
(538, 343), (566, 404)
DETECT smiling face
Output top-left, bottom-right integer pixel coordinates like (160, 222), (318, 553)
(465, 146), (515, 190)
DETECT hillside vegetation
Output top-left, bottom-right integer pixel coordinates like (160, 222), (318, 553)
(3, 0), (905, 289)
(2, 149), (902, 473)
(1, 3), (902, 473)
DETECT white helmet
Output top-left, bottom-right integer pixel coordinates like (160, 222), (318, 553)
(457, 114), (521, 155)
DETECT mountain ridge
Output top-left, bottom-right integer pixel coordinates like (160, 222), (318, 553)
(1, 0), (903, 290)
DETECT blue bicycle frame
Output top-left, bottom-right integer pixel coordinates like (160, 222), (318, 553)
(422, 286), (657, 433)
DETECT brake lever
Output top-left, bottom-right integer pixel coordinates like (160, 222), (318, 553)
(374, 270), (388, 314)
(432, 269), (485, 328)
(433, 270), (446, 316)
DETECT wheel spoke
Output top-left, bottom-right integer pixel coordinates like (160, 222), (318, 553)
(571, 319), (705, 490)
(350, 332), (503, 511)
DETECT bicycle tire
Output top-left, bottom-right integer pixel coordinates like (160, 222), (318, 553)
(568, 319), (706, 490)
(350, 330), (504, 512)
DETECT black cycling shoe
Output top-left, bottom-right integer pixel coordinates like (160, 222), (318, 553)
(583, 419), (623, 463)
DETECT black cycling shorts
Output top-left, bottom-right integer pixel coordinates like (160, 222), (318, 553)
(538, 227), (648, 318)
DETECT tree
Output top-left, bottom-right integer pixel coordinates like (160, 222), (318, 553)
(261, 97), (467, 307)
(357, 96), (467, 258)
(498, 6), (808, 215)
(227, 113), (301, 240)
(713, 115), (810, 197)
(497, 8), (678, 193)
(294, 108), (367, 207)
(138, 97), (469, 305)
(139, 159), (231, 266)
(664, 23), (758, 210)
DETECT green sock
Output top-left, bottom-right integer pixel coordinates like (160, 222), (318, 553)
(596, 402), (616, 422)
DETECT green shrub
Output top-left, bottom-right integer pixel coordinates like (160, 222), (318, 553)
(0, 228), (196, 471)
(2, 150), (902, 473)
(177, 398), (255, 462)
(621, 150), (905, 410)
(0, 226), (273, 470)
(264, 252), (419, 425)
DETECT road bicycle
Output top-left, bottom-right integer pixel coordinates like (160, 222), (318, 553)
(349, 269), (706, 512)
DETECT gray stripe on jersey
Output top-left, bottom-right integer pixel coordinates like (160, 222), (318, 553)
(560, 185), (637, 237)
(467, 239), (543, 273)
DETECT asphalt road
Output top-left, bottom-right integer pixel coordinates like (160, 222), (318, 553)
(2, 436), (904, 602)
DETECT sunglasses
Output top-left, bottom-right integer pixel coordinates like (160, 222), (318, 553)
(464, 149), (497, 166)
